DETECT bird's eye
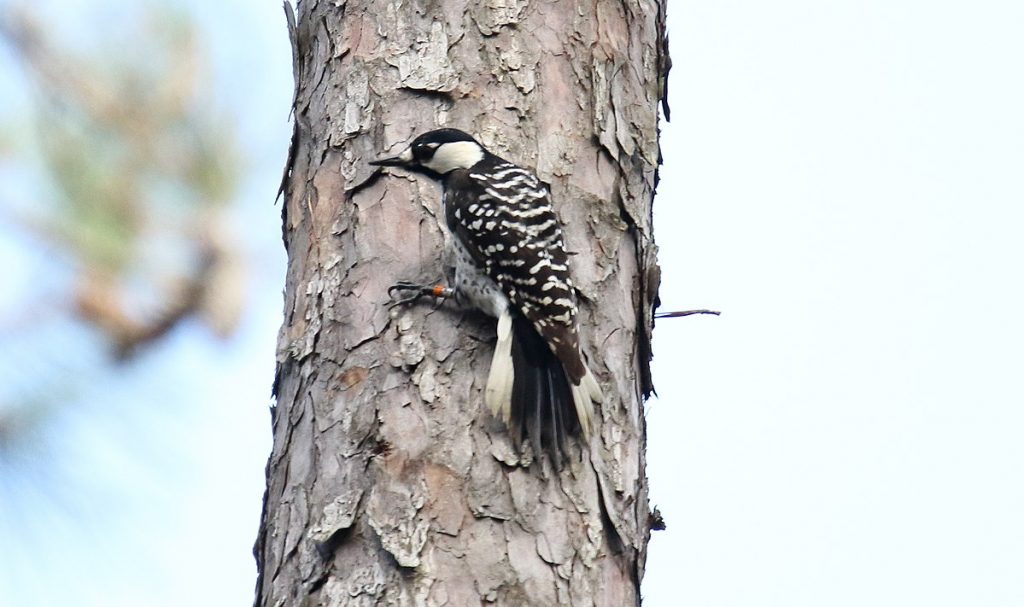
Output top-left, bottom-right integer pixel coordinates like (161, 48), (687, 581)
(416, 142), (441, 160)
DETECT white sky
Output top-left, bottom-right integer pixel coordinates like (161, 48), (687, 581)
(647, 1), (1024, 605)
(2, 1), (1022, 605)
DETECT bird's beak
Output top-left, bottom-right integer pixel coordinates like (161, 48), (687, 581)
(369, 146), (414, 167)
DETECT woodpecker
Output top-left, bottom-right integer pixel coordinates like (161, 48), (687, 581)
(371, 128), (603, 462)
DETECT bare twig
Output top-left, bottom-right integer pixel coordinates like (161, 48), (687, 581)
(654, 309), (720, 319)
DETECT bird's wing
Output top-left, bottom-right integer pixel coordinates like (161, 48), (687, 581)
(444, 167), (586, 382)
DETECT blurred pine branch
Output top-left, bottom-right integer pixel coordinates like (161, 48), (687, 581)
(0, 2), (247, 446)
(0, 4), (245, 359)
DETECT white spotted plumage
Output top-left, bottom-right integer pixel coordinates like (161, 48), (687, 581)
(372, 128), (603, 462)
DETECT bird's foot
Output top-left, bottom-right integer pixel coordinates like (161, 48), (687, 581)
(387, 281), (454, 309)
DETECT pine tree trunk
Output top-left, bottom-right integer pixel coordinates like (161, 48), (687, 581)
(255, 1), (667, 605)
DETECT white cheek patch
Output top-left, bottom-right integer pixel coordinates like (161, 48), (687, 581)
(422, 141), (484, 173)
(398, 147), (414, 162)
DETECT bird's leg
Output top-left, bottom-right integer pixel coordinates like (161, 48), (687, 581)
(387, 280), (455, 309)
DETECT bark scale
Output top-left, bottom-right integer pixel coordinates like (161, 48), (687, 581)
(255, 1), (667, 604)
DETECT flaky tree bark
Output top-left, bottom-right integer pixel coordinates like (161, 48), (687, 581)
(255, 1), (667, 605)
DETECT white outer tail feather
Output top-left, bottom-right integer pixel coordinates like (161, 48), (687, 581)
(485, 309), (603, 439)
(571, 364), (602, 438)
(485, 310), (515, 423)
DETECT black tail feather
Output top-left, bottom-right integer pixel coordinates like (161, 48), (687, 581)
(509, 313), (579, 465)
(509, 342), (530, 448)
(530, 368), (545, 464)
(546, 365), (566, 464)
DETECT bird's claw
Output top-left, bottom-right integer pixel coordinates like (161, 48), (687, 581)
(387, 281), (452, 309)
(387, 281), (425, 299)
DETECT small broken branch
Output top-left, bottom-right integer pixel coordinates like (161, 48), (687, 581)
(654, 309), (720, 319)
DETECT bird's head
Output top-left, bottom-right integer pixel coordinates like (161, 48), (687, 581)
(369, 128), (486, 177)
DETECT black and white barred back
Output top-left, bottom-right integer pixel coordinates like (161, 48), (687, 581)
(444, 159), (584, 380)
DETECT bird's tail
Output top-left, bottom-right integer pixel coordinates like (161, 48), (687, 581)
(485, 310), (602, 464)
